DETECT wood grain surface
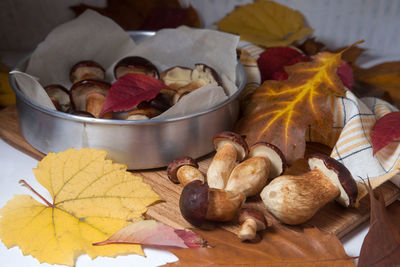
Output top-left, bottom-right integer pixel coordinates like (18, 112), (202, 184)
(0, 105), (399, 239)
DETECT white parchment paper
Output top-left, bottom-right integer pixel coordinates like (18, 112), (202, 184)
(12, 10), (240, 118)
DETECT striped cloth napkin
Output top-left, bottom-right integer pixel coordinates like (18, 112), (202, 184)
(238, 41), (400, 190)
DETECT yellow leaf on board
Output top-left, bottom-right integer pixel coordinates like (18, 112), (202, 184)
(0, 148), (161, 266)
(215, 0), (313, 48)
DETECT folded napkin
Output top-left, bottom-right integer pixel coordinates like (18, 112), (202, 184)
(238, 41), (400, 190)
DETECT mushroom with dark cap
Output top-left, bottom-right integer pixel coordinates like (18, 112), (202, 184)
(69, 79), (111, 118)
(114, 56), (159, 80)
(260, 153), (358, 225)
(44, 84), (71, 112)
(179, 180), (245, 227)
(237, 209), (269, 241)
(207, 131), (249, 189)
(70, 60), (105, 84)
(167, 156), (205, 186)
(225, 142), (286, 197)
(124, 103), (161, 120)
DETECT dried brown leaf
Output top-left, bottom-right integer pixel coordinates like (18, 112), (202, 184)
(358, 181), (400, 266)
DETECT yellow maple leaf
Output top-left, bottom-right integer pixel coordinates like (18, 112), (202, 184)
(0, 148), (161, 266)
(215, 0), (313, 48)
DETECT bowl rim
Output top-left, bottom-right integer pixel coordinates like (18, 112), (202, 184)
(9, 30), (247, 126)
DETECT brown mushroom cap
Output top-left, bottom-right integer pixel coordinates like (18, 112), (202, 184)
(125, 103), (161, 120)
(249, 142), (287, 179)
(69, 79), (110, 111)
(238, 209), (267, 230)
(70, 60), (105, 84)
(114, 56), (159, 80)
(70, 110), (95, 118)
(192, 63), (221, 86)
(307, 154), (358, 207)
(179, 180), (209, 227)
(44, 84), (71, 112)
(213, 131), (249, 161)
(167, 156), (199, 184)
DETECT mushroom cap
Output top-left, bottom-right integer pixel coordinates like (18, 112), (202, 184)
(44, 84), (71, 112)
(160, 66), (193, 90)
(125, 103), (161, 120)
(69, 79), (110, 111)
(213, 131), (249, 161)
(69, 60), (105, 84)
(192, 63), (221, 86)
(307, 154), (358, 207)
(179, 180), (209, 227)
(238, 209), (267, 230)
(167, 156), (199, 184)
(70, 110), (95, 118)
(249, 142), (287, 179)
(114, 56), (159, 80)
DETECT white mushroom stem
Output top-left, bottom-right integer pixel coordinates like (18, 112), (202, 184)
(225, 156), (270, 197)
(260, 169), (340, 225)
(177, 165), (205, 186)
(207, 142), (237, 189)
(238, 218), (259, 241)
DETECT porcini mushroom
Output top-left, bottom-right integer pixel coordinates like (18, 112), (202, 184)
(260, 154), (358, 225)
(70, 60), (105, 84)
(114, 56), (159, 80)
(44, 84), (71, 112)
(69, 79), (111, 118)
(167, 156), (205, 186)
(179, 180), (245, 227)
(237, 209), (268, 241)
(225, 142), (286, 197)
(207, 131), (249, 189)
(125, 103), (161, 120)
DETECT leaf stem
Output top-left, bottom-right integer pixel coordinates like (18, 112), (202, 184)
(19, 179), (54, 207)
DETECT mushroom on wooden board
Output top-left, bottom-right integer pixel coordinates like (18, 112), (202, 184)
(260, 154), (358, 225)
(225, 142), (286, 197)
(207, 131), (249, 189)
(237, 209), (269, 242)
(167, 156), (205, 186)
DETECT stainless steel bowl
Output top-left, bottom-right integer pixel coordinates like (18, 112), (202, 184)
(10, 31), (246, 169)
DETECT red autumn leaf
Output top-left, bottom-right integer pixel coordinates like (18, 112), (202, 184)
(371, 111), (400, 154)
(100, 73), (170, 116)
(358, 181), (400, 266)
(93, 220), (206, 249)
(257, 47), (354, 89)
(257, 47), (312, 82)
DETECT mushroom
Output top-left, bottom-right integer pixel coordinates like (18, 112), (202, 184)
(260, 154), (358, 225)
(161, 64), (221, 100)
(44, 84), (71, 112)
(125, 103), (161, 120)
(69, 79), (111, 118)
(70, 110), (95, 118)
(70, 60), (105, 84)
(147, 92), (173, 112)
(167, 156), (205, 186)
(206, 131), (249, 189)
(225, 142), (286, 197)
(114, 56), (159, 80)
(237, 209), (268, 242)
(179, 180), (245, 227)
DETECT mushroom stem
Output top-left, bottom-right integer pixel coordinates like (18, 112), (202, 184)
(237, 209), (267, 241)
(177, 165), (205, 186)
(206, 189), (245, 222)
(225, 156), (270, 197)
(86, 92), (111, 118)
(238, 218), (258, 241)
(261, 169), (340, 225)
(207, 142), (237, 189)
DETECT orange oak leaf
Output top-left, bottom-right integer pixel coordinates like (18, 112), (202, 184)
(235, 49), (350, 165)
(167, 223), (355, 266)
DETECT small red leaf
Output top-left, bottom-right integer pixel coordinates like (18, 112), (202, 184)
(93, 220), (205, 249)
(371, 111), (400, 154)
(257, 47), (312, 82)
(337, 61), (354, 89)
(99, 73), (170, 116)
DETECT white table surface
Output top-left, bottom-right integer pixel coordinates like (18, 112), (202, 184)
(0, 137), (370, 267)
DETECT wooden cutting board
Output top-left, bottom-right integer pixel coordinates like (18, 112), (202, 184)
(0, 105), (399, 239)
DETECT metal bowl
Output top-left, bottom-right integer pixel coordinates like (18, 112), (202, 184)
(10, 31), (246, 169)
